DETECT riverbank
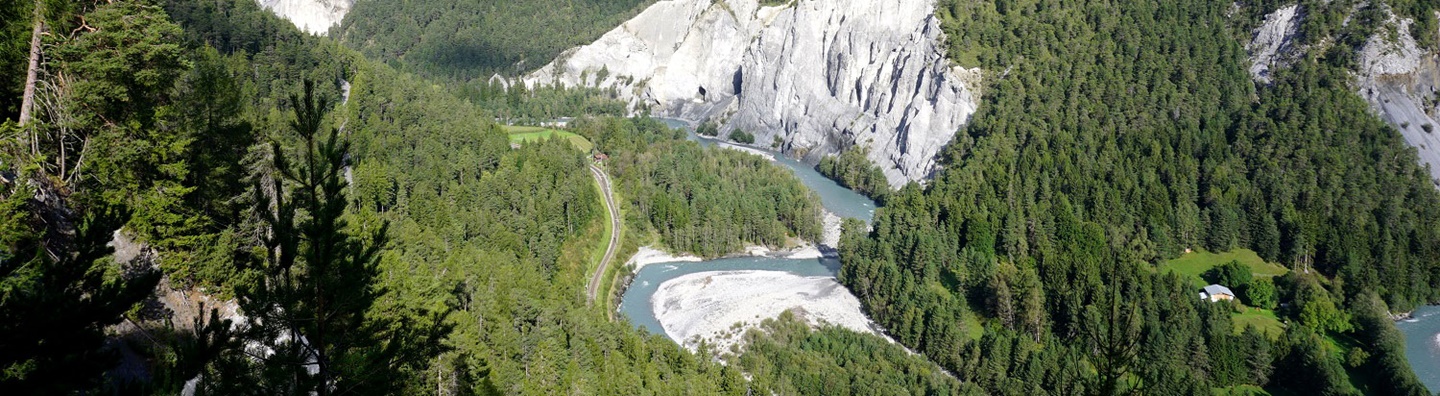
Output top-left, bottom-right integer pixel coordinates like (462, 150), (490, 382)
(715, 141), (776, 161)
(727, 209), (843, 260)
(651, 270), (880, 354)
(626, 246), (703, 272)
(624, 208), (841, 268)
(615, 118), (880, 354)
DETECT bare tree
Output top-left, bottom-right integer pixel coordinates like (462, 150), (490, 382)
(19, 0), (43, 127)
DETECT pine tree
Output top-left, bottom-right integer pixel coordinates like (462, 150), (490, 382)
(216, 81), (447, 395)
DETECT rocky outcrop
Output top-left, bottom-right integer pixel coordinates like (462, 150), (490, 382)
(1247, 5), (1302, 83)
(526, 0), (981, 187)
(256, 0), (352, 36)
(1355, 11), (1440, 185)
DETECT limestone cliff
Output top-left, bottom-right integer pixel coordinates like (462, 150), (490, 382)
(256, 0), (352, 36)
(526, 0), (981, 187)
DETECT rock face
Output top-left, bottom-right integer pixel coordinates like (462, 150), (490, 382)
(1355, 11), (1440, 185)
(1247, 5), (1301, 83)
(526, 0), (981, 187)
(256, 0), (352, 36)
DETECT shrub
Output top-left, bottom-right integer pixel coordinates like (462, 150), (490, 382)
(697, 120), (720, 136)
(729, 129), (755, 144)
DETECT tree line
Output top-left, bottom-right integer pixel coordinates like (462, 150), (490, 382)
(337, 0), (653, 78)
(816, 146), (892, 202)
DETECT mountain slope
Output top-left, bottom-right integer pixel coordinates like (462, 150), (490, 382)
(1245, 3), (1440, 185)
(839, 0), (1440, 393)
(336, 0), (654, 78)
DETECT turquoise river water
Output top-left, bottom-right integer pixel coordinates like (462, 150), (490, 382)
(617, 119), (876, 336)
(1397, 305), (1440, 391)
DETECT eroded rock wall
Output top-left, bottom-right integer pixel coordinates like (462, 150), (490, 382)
(526, 0), (981, 187)
(256, 0), (351, 36)
(1247, 4), (1301, 83)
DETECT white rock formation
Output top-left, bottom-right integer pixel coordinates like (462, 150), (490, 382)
(256, 0), (352, 36)
(526, 0), (981, 187)
(1248, 5), (1302, 83)
(1355, 11), (1440, 185)
(1359, 13), (1426, 77)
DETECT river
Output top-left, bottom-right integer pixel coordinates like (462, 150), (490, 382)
(617, 119), (877, 341)
(1397, 305), (1440, 391)
(656, 118), (876, 222)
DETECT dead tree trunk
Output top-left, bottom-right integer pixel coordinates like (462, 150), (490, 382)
(18, 1), (43, 127)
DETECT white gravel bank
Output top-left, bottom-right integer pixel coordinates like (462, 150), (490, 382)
(626, 246), (703, 272)
(715, 142), (777, 161)
(651, 270), (880, 353)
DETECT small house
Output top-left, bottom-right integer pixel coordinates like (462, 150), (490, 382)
(592, 153), (610, 162)
(541, 117), (574, 128)
(1199, 284), (1236, 302)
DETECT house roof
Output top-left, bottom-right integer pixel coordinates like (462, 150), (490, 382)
(1203, 284), (1235, 296)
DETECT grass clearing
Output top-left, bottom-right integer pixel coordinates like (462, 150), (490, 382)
(1162, 248), (1290, 288)
(962, 308), (984, 341)
(1213, 384), (1271, 395)
(502, 125), (595, 152)
(557, 218), (606, 301)
(1161, 249), (1292, 338)
(1231, 307), (1284, 338)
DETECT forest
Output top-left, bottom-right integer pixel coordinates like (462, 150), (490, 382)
(731, 311), (980, 395)
(8, 0), (1440, 394)
(568, 117), (823, 258)
(0, 0), (959, 393)
(335, 0), (654, 123)
(816, 146), (892, 202)
(837, 0), (1440, 394)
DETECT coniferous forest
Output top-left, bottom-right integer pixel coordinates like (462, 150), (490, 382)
(839, 0), (1440, 394)
(4, 0), (1440, 394)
